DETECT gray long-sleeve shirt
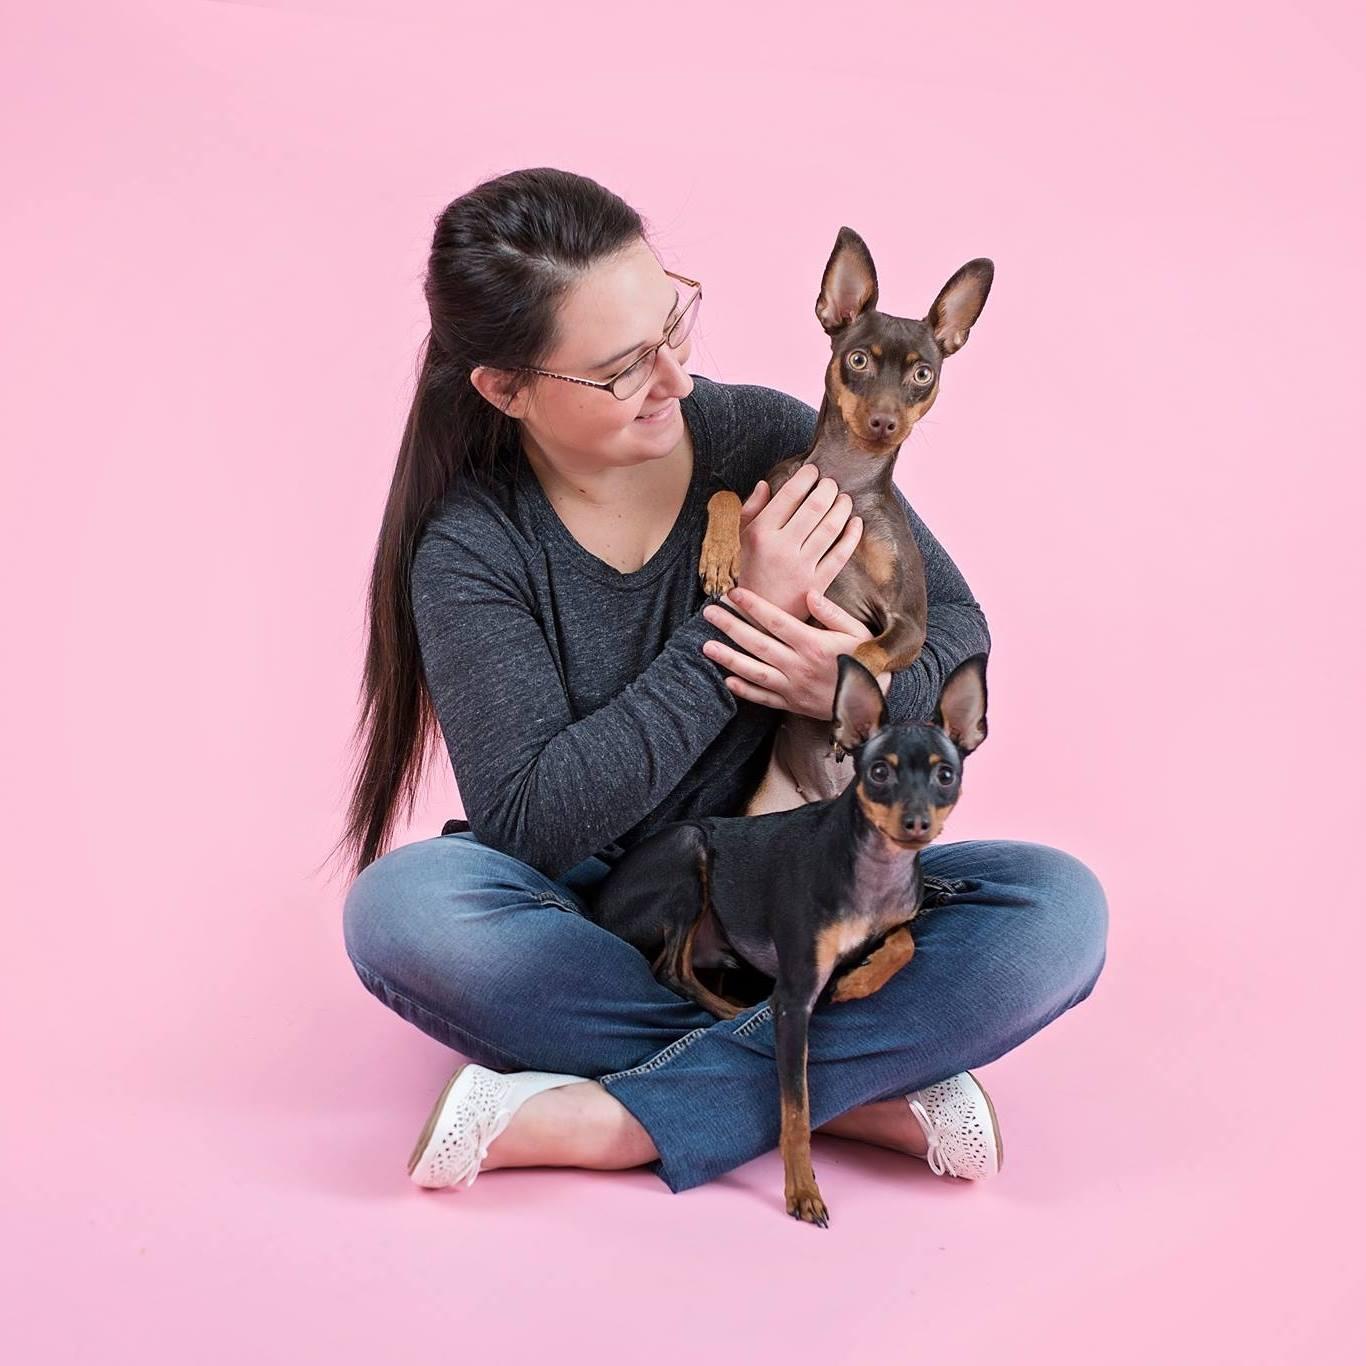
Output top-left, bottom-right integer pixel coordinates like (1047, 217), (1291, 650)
(409, 373), (991, 881)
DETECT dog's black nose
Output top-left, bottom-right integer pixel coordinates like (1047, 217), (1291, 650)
(903, 812), (931, 836)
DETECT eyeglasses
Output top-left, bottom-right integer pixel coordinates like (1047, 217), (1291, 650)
(521, 270), (702, 401)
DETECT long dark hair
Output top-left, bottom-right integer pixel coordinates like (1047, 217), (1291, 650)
(322, 168), (648, 883)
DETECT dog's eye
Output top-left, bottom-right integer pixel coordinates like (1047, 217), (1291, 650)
(848, 351), (869, 370)
(912, 364), (935, 386)
(935, 765), (955, 785)
(868, 760), (891, 783)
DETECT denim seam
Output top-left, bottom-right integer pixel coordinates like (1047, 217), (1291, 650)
(534, 890), (584, 916)
(597, 1024), (711, 1084)
(347, 952), (539, 1072)
(596, 997), (772, 1086)
(443, 831), (585, 916)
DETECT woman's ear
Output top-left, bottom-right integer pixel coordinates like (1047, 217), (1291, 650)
(470, 365), (533, 419)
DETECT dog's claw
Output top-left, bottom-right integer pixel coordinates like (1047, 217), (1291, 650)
(698, 548), (738, 599)
(792, 1203), (828, 1228)
(786, 1190), (830, 1227)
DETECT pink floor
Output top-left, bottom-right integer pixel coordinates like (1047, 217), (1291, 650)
(7, 3), (1362, 1362)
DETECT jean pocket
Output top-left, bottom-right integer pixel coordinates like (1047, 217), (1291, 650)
(920, 875), (980, 910)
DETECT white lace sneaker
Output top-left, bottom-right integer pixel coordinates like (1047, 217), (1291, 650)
(905, 1070), (1004, 1180)
(407, 1063), (589, 1190)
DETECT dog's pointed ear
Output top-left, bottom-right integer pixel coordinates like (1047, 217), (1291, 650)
(927, 258), (994, 356)
(831, 654), (889, 753)
(933, 654), (989, 755)
(816, 227), (879, 334)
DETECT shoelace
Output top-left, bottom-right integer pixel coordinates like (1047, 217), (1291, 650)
(906, 1094), (959, 1177)
(460, 1098), (518, 1188)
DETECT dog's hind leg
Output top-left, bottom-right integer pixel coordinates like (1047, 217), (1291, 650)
(656, 836), (746, 1020)
(824, 923), (916, 1003)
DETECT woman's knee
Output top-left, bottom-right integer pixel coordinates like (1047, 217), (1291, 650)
(341, 833), (583, 1003)
(999, 840), (1109, 999)
(341, 835), (487, 985)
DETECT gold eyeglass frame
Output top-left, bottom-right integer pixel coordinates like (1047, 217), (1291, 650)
(518, 271), (702, 400)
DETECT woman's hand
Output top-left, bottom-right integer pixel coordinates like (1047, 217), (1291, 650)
(733, 464), (862, 621)
(700, 584), (892, 720)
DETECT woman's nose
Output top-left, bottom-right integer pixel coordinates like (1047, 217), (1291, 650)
(652, 341), (692, 389)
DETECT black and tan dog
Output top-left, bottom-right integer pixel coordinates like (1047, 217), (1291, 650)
(700, 226), (993, 816)
(585, 651), (988, 1226)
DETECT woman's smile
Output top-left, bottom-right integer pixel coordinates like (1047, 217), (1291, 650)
(634, 397), (678, 424)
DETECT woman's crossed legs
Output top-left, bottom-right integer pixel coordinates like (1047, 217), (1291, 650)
(342, 829), (1108, 1193)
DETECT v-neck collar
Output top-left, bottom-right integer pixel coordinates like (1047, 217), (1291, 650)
(517, 387), (709, 589)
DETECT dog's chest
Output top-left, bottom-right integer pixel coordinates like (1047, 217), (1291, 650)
(840, 850), (920, 940)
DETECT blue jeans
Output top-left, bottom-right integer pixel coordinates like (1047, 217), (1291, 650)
(342, 829), (1108, 1194)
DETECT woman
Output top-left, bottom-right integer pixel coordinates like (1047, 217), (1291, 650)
(335, 167), (1108, 1197)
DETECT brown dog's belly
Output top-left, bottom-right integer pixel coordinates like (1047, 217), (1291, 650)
(825, 549), (896, 633)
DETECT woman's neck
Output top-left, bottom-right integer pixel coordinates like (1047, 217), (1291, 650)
(520, 426), (696, 574)
(521, 428), (693, 515)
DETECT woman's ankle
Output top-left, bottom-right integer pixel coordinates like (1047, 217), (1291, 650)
(483, 1081), (659, 1172)
(815, 1096), (929, 1157)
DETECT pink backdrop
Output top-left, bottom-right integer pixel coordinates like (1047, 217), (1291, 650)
(6, 1), (1362, 1361)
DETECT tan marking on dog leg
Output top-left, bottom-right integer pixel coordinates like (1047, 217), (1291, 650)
(699, 490), (742, 596)
(859, 533), (898, 588)
(779, 1048), (827, 1225)
(828, 924), (916, 1002)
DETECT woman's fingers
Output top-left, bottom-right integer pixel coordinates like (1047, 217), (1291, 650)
(702, 589), (808, 663)
(719, 672), (789, 710)
(799, 493), (855, 563)
(790, 474), (845, 543)
(739, 480), (769, 528)
(754, 462), (824, 533)
(805, 586), (870, 638)
(702, 637), (789, 697)
(815, 515), (862, 588)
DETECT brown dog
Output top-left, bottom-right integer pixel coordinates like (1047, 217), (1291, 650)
(700, 227), (992, 816)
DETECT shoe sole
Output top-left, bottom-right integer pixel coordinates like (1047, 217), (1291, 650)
(408, 1063), (472, 1176)
(965, 1068), (1005, 1173)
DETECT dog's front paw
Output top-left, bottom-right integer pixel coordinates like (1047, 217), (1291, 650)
(786, 1183), (830, 1228)
(698, 548), (737, 598)
(699, 491), (742, 596)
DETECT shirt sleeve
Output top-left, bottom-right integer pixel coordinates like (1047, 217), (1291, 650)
(881, 480), (993, 725)
(409, 509), (745, 881)
(717, 380), (992, 725)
